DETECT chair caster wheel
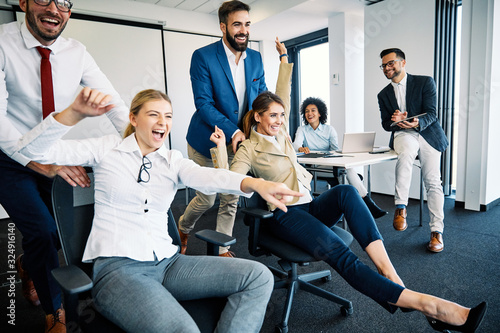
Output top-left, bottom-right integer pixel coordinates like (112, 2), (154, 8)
(322, 275), (332, 282)
(275, 324), (288, 333)
(341, 305), (353, 317)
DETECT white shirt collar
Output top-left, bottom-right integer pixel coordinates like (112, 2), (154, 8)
(222, 38), (247, 64)
(253, 126), (276, 141)
(391, 72), (408, 88)
(20, 21), (63, 54)
(307, 123), (325, 132)
(116, 134), (171, 164)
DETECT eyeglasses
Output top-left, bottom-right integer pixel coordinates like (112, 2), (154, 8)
(379, 59), (402, 70)
(33, 0), (73, 13)
(137, 156), (152, 183)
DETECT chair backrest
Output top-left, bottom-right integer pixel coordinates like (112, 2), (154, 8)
(52, 172), (95, 275)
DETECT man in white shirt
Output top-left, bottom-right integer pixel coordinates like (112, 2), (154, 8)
(179, 0), (268, 257)
(0, 1), (128, 332)
(377, 48), (448, 253)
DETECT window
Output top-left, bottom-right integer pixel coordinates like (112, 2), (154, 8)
(299, 43), (330, 120)
(284, 29), (328, 139)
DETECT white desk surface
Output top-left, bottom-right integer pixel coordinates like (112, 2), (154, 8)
(297, 151), (397, 169)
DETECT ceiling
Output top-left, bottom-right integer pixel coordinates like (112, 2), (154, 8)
(124, 0), (385, 40)
(129, 0), (384, 16)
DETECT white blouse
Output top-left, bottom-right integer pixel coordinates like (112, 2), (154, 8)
(18, 115), (250, 262)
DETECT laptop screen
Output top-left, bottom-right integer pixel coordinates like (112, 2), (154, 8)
(339, 132), (376, 153)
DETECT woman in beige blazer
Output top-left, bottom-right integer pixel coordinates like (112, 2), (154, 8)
(209, 41), (486, 332)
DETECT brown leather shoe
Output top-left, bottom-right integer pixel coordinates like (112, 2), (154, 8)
(219, 251), (236, 258)
(427, 232), (444, 253)
(15, 254), (40, 306)
(45, 307), (66, 333)
(178, 228), (189, 255)
(393, 208), (407, 231)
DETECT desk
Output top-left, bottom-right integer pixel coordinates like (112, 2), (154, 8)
(298, 151), (424, 227)
(298, 151), (398, 194)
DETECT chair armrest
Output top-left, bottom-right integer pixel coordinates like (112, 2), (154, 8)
(195, 229), (236, 248)
(195, 229), (237, 256)
(240, 208), (273, 219)
(51, 265), (93, 295)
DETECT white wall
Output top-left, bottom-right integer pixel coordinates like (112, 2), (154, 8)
(457, 0), (500, 210)
(486, 0), (500, 206)
(364, 0), (435, 198)
(328, 11), (366, 176)
(328, 11), (365, 139)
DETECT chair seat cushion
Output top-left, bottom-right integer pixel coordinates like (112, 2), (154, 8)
(79, 298), (227, 333)
(258, 225), (353, 264)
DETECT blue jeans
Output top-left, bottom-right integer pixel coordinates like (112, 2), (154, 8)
(92, 253), (273, 333)
(0, 150), (61, 314)
(271, 185), (404, 313)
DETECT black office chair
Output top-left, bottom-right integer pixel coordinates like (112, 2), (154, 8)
(241, 194), (354, 333)
(51, 170), (234, 332)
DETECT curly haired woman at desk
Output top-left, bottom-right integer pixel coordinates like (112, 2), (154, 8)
(292, 96), (387, 219)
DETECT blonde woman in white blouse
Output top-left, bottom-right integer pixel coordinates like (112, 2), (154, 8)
(17, 87), (303, 333)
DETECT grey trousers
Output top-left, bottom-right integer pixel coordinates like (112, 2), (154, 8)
(179, 144), (239, 253)
(92, 254), (274, 333)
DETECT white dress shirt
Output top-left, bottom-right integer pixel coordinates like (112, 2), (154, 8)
(17, 115), (250, 262)
(0, 21), (129, 165)
(391, 73), (407, 112)
(222, 40), (247, 130)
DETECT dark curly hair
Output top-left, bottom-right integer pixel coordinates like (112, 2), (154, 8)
(300, 97), (328, 125)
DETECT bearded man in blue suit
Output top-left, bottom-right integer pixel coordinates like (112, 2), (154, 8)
(377, 48), (448, 253)
(179, 1), (267, 257)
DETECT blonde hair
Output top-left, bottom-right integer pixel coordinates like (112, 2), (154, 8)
(123, 89), (171, 138)
(242, 91), (285, 138)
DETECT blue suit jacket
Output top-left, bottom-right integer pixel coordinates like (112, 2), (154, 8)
(377, 74), (448, 152)
(186, 39), (267, 158)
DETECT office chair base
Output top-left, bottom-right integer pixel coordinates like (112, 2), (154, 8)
(270, 263), (353, 333)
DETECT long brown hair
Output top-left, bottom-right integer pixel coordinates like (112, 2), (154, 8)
(123, 89), (171, 138)
(242, 91), (285, 138)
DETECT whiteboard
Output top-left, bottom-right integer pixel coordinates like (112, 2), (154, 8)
(163, 31), (218, 157)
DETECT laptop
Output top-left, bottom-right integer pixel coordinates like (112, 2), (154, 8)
(337, 132), (379, 153)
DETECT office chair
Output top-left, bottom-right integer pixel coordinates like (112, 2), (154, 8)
(51, 170), (234, 332)
(241, 194), (354, 333)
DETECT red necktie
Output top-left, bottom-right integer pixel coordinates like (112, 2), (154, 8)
(36, 47), (55, 119)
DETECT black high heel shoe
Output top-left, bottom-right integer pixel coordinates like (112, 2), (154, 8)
(426, 302), (487, 333)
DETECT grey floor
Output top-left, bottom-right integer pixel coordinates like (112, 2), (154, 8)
(1, 185), (499, 332)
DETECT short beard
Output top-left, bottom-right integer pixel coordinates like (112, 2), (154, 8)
(25, 2), (67, 42)
(385, 68), (401, 80)
(225, 27), (248, 52)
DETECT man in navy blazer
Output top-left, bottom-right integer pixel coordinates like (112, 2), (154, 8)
(179, 1), (267, 257)
(377, 48), (448, 253)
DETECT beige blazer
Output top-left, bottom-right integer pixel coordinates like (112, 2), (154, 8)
(211, 62), (312, 211)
